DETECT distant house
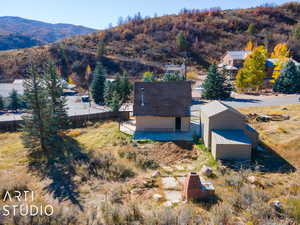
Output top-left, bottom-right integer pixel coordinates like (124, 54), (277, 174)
(0, 79), (25, 97)
(219, 51), (250, 71)
(164, 64), (186, 76)
(200, 101), (258, 160)
(133, 81), (192, 132)
(219, 50), (300, 79)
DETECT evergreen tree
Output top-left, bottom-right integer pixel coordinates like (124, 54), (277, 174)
(22, 65), (54, 155)
(202, 64), (232, 100)
(273, 61), (300, 94)
(104, 80), (114, 106)
(176, 32), (189, 52)
(108, 91), (122, 112)
(96, 40), (105, 60)
(8, 89), (21, 111)
(104, 74), (132, 111)
(0, 95), (4, 110)
(163, 73), (185, 81)
(90, 62), (106, 104)
(247, 23), (257, 35)
(118, 73), (132, 102)
(44, 60), (70, 132)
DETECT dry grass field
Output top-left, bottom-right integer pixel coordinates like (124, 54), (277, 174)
(0, 120), (300, 224)
(240, 104), (300, 170)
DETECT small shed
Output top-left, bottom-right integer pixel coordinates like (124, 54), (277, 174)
(133, 81), (192, 132)
(200, 101), (258, 161)
(211, 130), (252, 160)
(200, 101), (247, 148)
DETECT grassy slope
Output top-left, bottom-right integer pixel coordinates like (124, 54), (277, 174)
(0, 118), (300, 223)
(240, 104), (300, 169)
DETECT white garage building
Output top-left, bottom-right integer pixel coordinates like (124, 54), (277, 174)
(200, 101), (258, 161)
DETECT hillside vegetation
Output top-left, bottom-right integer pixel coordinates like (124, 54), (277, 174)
(1, 2), (300, 81)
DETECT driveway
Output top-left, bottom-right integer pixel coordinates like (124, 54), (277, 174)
(191, 93), (300, 115)
(0, 96), (109, 122)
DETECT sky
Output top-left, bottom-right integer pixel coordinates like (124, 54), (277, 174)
(0, 0), (297, 29)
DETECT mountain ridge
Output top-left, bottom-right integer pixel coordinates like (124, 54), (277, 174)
(0, 16), (96, 50)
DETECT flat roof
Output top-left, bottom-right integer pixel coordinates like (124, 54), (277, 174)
(212, 129), (251, 145)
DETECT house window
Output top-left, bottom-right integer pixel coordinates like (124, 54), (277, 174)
(175, 117), (181, 131)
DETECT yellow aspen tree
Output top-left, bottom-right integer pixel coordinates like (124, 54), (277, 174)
(236, 46), (267, 92)
(271, 43), (290, 81)
(245, 40), (255, 51)
(271, 43), (289, 58)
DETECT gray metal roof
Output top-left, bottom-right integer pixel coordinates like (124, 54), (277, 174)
(266, 58), (300, 67)
(226, 51), (250, 60)
(200, 101), (245, 119)
(212, 129), (251, 145)
(0, 81), (24, 97)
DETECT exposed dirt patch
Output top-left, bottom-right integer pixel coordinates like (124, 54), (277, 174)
(151, 142), (197, 165)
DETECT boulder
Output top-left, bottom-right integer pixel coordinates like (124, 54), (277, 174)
(247, 176), (257, 184)
(163, 201), (173, 207)
(151, 170), (160, 178)
(153, 194), (162, 200)
(271, 200), (282, 210)
(201, 165), (213, 177)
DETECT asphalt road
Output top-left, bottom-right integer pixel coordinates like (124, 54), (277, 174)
(0, 96), (109, 122)
(191, 94), (300, 115)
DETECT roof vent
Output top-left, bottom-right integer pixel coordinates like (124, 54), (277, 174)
(141, 88), (145, 106)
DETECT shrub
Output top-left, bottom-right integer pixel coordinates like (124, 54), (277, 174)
(225, 172), (244, 190)
(136, 155), (159, 170)
(118, 149), (160, 170)
(210, 203), (233, 225)
(286, 198), (300, 223)
(89, 153), (135, 181)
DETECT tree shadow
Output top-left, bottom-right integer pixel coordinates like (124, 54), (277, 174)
(27, 136), (92, 211)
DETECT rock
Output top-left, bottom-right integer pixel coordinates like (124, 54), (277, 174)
(187, 165), (195, 171)
(175, 165), (185, 171)
(162, 166), (173, 173)
(247, 176), (257, 184)
(151, 170), (160, 178)
(163, 201), (173, 207)
(201, 165), (213, 177)
(161, 177), (178, 190)
(130, 188), (143, 194)
(153, 194), (162, 200)
(271, 200), (282, 210)
(164, 190), (182, 203)
(281, 107), (288, 111)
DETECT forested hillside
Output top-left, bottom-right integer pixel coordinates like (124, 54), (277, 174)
(1, 2), (300, 82)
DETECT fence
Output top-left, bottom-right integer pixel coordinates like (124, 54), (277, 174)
(0, 111), (130, 132)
